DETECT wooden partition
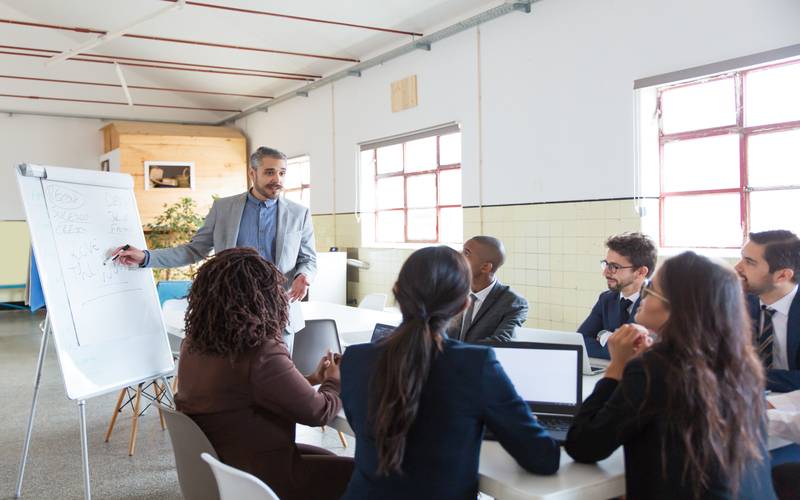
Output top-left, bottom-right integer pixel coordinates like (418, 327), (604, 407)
(101, 121), (248, 225)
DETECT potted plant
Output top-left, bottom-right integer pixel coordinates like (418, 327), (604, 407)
(145, 197), (205, 281)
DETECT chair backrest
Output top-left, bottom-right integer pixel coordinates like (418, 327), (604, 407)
(292, 319), (341, 376)
(201, 453), (280, 500)
(156, 403), (220, 500)
(358, 293), (387, 311)
(156, 280), (192, 305)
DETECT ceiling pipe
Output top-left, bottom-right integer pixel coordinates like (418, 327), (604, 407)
(0, 108), (216, 125)
(160, 0), (424, 37)
(0, 46), (318, 81)
(0, 92), (239, 112)
(113, 63), (133, 106)
(219, 1), (537, 124)
(0, 18), (360, 63)
(0, 74), (273, 99)
(47, 0), (187, 65)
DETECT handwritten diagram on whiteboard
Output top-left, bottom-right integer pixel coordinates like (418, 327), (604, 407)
(43, 180), (161, 347)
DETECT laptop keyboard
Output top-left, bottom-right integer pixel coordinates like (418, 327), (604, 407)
(536, 415), (573, 432)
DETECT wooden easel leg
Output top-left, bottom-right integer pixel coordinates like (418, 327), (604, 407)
(104, 388), (127, 442)
(154, 382), (166, 430)
(128, 384), (143, 456)
(171, 374), (178, 394)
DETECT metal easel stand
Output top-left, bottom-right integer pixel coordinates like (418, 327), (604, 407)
(14, 314), (93, 500)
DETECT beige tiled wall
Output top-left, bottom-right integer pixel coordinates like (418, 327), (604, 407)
(312, 199), (644, 330)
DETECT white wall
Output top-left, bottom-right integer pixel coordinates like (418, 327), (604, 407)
(237, 0), (800, 213)
(0, 114), (104, 220)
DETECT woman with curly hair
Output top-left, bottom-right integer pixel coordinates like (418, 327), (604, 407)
(175, 247), (353, 500)
(565, 251), (775, 499)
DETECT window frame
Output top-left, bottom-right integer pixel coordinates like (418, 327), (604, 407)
(657, 59), (800, 249)
(284, 154), (311, 208)
(365, 132), (462, 244)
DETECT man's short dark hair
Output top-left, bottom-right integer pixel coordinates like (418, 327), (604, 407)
(249, 146), (287, 169)
(749, 230), (800, 282)
(605, 232), (657, 278)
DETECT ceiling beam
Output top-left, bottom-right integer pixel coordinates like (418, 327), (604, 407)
(219, 1), (538, 124)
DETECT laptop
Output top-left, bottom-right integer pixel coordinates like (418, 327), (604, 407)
(371, 323), (396, 342)
(484, 341), (583, 443)
(515, 327), (608, 375)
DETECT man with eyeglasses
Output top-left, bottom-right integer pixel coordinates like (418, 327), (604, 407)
(578, 232), (657, 359)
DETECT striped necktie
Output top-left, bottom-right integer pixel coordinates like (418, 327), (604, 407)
(758, 305), (776, 369)
(459, 293), (479, 341)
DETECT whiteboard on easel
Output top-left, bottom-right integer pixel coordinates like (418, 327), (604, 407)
(16, 163), (174, 400)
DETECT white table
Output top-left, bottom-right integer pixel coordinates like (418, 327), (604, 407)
(162, 299), (401, 343)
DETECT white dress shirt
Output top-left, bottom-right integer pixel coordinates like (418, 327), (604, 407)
(761, 284), (799, 370)
(469, 279), (497, 322)
(768, 390), (800, 443)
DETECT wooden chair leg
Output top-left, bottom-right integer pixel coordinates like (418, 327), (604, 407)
(171, 374), (178, 394)
(338, 431), (348, 448)
(154, 382), (167, 430)
(128, 383), (143, 456)
(104, 388), (127, 443)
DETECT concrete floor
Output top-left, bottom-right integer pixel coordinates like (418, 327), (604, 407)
(0, 310), (354, 500)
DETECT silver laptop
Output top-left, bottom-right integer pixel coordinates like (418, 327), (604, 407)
(515, 327), (608, 375)
(485, 341), (582, 443)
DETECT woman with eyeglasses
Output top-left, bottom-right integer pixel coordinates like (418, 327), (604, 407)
(565, 251), (775, 499)
(339, 246), (560, 499)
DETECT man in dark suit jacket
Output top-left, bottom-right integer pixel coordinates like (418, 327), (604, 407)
(578, 232), (657, 359)
(735, 230), (800, 393)
(446, 236), (528, 343)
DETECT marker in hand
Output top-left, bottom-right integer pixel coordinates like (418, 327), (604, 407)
(104, 244), (130, 266)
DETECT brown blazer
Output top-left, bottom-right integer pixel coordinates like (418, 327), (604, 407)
(175, 338), (341, 500)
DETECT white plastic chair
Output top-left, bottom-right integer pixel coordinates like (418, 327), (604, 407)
(358, 293), (387, 311)
(201, 452), (280, 500)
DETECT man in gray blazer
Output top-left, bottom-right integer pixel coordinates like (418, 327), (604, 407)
(116, 146), (317, 302)
(446, 236), (528, 343)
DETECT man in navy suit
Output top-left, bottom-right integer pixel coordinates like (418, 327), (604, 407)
(735, 230), (800, 394)
(578, 232), (657, 359)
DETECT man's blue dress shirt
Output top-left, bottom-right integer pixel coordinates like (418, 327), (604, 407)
(236, 192), (278, 263)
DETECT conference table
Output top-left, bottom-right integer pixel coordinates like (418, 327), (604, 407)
(162, 300), (788, 499)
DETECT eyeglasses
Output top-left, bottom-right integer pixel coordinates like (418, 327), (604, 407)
(600, 260), (635, 273)
(641, 282), (669, 304)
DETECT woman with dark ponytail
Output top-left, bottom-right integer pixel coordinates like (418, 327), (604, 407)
(340, 246), (559, 499)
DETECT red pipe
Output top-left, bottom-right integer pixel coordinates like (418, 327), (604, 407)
(0, 74), (273, 99)
(0, 18), (360, 63)
(0, 46), (316, 81)
(160, 0), (423, 37)
(0, 92), (241, 112)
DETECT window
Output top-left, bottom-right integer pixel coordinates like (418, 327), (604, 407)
(657, 59), (800, 248)
(361, 127), (462, 244)
(284, 155), (310, 207)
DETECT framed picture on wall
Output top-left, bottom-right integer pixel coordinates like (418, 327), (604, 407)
(144, 161), (195, 190)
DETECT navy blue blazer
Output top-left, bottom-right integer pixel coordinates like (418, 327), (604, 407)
(746, 292), (800, 393)
(340, 338), (560, 500)
(578, 290), (641, 360)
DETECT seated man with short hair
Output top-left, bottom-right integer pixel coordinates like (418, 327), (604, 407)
(578, 232), (657, 359)
(446, 236), (528, 343)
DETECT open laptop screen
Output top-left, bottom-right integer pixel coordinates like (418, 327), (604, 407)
(371, 323), (396, 342)
(487, 342), (582, 415)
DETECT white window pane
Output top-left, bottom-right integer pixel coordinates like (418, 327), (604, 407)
(405, 136), (437, 173)
(746, 63), (800, 126)
(407, 209), (437, 241)
(301, 188), (310, 208)
(406, 174), (436, 208)
(284, 164), (302, 189)
(750, 190), (800, 237)
(439, 207), (463, 243)
(439, 169), (462, 206)
(376, 176), (404, 210)
(284, 189), (302, 204)
(663, 193), (742, 247)
(748, 129), (800, 188)
(440, 133), (462, 165)
(376, 211), (404, 242)
(361, 149), (376, 173)
(661, 78), (736, 134)
(662, 134), (740, 192)
(376, 144), (403, 174)
(300, 162), (311, 185)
